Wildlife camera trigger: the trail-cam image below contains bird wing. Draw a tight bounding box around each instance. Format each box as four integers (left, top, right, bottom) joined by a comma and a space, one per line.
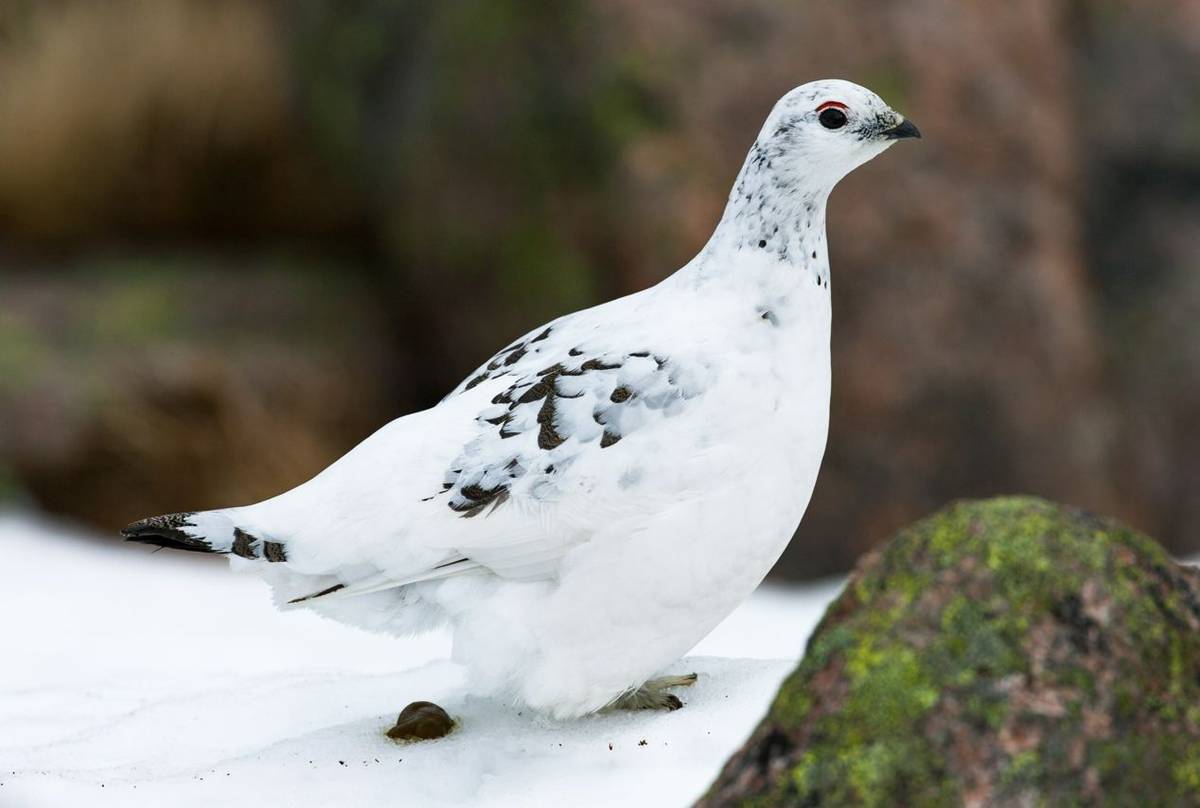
426, 337, 706, 572
281, 288, 718, 603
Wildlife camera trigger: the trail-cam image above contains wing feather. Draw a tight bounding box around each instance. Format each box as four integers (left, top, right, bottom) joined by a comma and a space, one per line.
285, 557, 483, 605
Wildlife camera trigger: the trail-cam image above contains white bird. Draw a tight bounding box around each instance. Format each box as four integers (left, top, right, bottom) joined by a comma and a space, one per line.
124, 79, 919, 720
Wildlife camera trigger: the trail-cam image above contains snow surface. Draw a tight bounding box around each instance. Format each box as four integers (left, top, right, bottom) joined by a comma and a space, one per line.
0, 512, 843, 807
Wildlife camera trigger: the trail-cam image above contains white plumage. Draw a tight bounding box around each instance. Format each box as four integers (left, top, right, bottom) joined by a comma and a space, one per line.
124, 79, 918, 718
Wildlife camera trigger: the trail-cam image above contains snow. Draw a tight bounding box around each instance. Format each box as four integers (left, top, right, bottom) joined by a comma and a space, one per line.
0, 511, 843, 807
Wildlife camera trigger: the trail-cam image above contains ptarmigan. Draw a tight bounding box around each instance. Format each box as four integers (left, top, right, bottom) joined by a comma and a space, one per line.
124, 79, 919, 721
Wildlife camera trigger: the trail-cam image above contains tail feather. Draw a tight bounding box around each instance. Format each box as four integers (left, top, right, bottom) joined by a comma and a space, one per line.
122, 510, 242, 556
122, 512, 212, 553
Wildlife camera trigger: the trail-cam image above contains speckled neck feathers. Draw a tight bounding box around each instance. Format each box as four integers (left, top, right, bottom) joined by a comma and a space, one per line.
697, 136, 832, 289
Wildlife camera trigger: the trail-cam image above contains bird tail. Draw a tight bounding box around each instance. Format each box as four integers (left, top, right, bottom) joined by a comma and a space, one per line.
121, 510, 249, 557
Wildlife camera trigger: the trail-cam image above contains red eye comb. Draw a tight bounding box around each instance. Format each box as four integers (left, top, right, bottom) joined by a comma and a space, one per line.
816, 101, 848, 112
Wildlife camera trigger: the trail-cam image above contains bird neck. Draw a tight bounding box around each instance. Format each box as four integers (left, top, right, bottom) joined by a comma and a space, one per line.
692, 143, 832, 289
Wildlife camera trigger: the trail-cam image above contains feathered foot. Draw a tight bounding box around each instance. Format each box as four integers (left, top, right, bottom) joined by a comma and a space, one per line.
609, 673, 698, 712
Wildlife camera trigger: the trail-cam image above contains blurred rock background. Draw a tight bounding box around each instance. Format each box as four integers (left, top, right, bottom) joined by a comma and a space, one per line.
0, 0, 1196, 579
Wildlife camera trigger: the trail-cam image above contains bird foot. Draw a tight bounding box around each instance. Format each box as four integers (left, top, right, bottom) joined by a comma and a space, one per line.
609, 673, 698, 712
386, 701, 455, 741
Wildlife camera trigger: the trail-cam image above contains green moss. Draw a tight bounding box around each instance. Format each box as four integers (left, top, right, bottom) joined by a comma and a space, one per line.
704, 497, 1200, 807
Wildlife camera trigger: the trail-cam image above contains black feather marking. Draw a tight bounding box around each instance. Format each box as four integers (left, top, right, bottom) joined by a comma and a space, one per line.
433, 557, 472, 570
580, 358, 621, 371
288, 583, 345, 605
517, 377, 555, 404
124, 532, 211, 553
538, 423, 566, 450
121, 512, 213, 553
263, 541, 287, 563
443, 344, 693, 518
459, 483, 492, 502
452, 487, 510, 518
231, 528, 259, 559
537, 396, 566, 450
531, 327, 553, 343
464, 373, 489, 391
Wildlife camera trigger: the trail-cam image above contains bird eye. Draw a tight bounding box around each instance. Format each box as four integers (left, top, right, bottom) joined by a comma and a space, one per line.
818, 107, 848, 130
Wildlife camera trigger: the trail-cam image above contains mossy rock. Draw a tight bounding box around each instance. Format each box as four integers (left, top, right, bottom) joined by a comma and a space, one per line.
700, 497, 1200, 807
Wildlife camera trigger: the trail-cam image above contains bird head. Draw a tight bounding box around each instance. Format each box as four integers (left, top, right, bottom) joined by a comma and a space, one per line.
754, 79, 920, 191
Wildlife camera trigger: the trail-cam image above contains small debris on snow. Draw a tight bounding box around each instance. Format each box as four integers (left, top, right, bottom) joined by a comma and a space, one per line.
387, 701, 455, 742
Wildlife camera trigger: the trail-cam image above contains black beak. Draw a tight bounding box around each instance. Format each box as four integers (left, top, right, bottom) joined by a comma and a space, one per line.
881, 119, 921, 140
